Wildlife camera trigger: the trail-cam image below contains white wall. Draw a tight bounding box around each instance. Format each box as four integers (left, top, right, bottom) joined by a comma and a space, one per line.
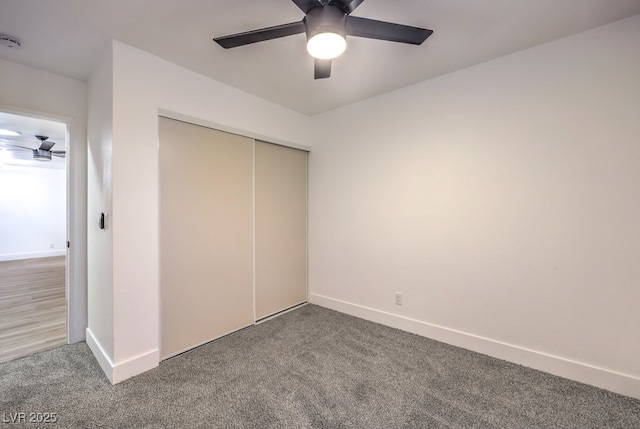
86, 44, 115, 371
0, 59, 87, 343
0, 166, 66, 260
86, 40, 313, 383
309, 15, 640, 399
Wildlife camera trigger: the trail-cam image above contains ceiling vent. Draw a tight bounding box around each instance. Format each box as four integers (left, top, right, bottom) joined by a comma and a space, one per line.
0, 34, 21, 49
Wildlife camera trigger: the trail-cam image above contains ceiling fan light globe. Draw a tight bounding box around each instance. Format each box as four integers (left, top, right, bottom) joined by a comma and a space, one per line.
307, 32, 346, 59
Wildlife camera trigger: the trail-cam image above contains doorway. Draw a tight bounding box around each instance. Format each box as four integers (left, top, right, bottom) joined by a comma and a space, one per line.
0, 111, 68, 363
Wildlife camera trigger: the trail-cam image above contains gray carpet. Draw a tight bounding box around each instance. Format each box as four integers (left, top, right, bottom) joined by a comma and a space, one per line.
1, 304, 638, 428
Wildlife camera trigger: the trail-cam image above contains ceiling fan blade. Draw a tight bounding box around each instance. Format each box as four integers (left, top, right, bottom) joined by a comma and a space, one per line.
0, 142, 31, 151
214, 21, 306, 49
51, 151, 66, 158
346, 16, 433, 45
314, 58, 332, 79
291, 0, 323, 13
329, 0, 366, 14
39, 141, 55, 151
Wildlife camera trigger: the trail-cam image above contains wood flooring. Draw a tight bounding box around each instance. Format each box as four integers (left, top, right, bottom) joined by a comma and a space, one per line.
0, 256, 66, 364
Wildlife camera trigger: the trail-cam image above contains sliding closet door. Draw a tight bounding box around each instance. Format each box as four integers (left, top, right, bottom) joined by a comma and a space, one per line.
159, 117, 254, 359
255, 141, 307, 319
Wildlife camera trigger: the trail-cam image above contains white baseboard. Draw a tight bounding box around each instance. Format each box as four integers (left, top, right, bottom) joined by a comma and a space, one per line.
85, 328, 159, 384
309, 293, 640, 400
0, 250, 66, 261
85, 328, 115, 383
111, 348, 159, 384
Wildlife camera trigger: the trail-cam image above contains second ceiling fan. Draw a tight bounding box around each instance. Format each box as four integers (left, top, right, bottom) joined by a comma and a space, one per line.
213, 0, 433, 79
0, 135, 65, 162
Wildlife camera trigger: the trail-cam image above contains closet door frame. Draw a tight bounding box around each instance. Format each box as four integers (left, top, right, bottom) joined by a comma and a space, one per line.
158, 111, 309, 358
159, 110, 312, 153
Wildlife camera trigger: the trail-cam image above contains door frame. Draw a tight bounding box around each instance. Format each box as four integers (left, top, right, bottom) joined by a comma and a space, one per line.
157, 109, 311, 359
0, 104, 82, 344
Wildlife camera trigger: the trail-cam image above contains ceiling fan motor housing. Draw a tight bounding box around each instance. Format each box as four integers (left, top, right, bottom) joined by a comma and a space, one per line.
33, 149, 52, 161
304, 5, 347, 40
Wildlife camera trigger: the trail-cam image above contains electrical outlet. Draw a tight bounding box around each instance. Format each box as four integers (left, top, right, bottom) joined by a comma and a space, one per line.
49, 243, 55, 249
395, 292, 403, 306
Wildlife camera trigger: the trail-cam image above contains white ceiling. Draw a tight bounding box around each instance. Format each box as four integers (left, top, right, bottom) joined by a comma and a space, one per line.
0, 111, 66, 170
1, 0, 639, 116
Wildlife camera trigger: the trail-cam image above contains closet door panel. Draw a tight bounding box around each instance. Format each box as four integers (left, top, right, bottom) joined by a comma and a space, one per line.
159, 117, 253, 359
255, 141, 307, 319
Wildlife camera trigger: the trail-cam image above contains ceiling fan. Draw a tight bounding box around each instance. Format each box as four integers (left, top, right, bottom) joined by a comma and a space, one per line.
213, 0, 433, 79
0, 135, 66, 161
